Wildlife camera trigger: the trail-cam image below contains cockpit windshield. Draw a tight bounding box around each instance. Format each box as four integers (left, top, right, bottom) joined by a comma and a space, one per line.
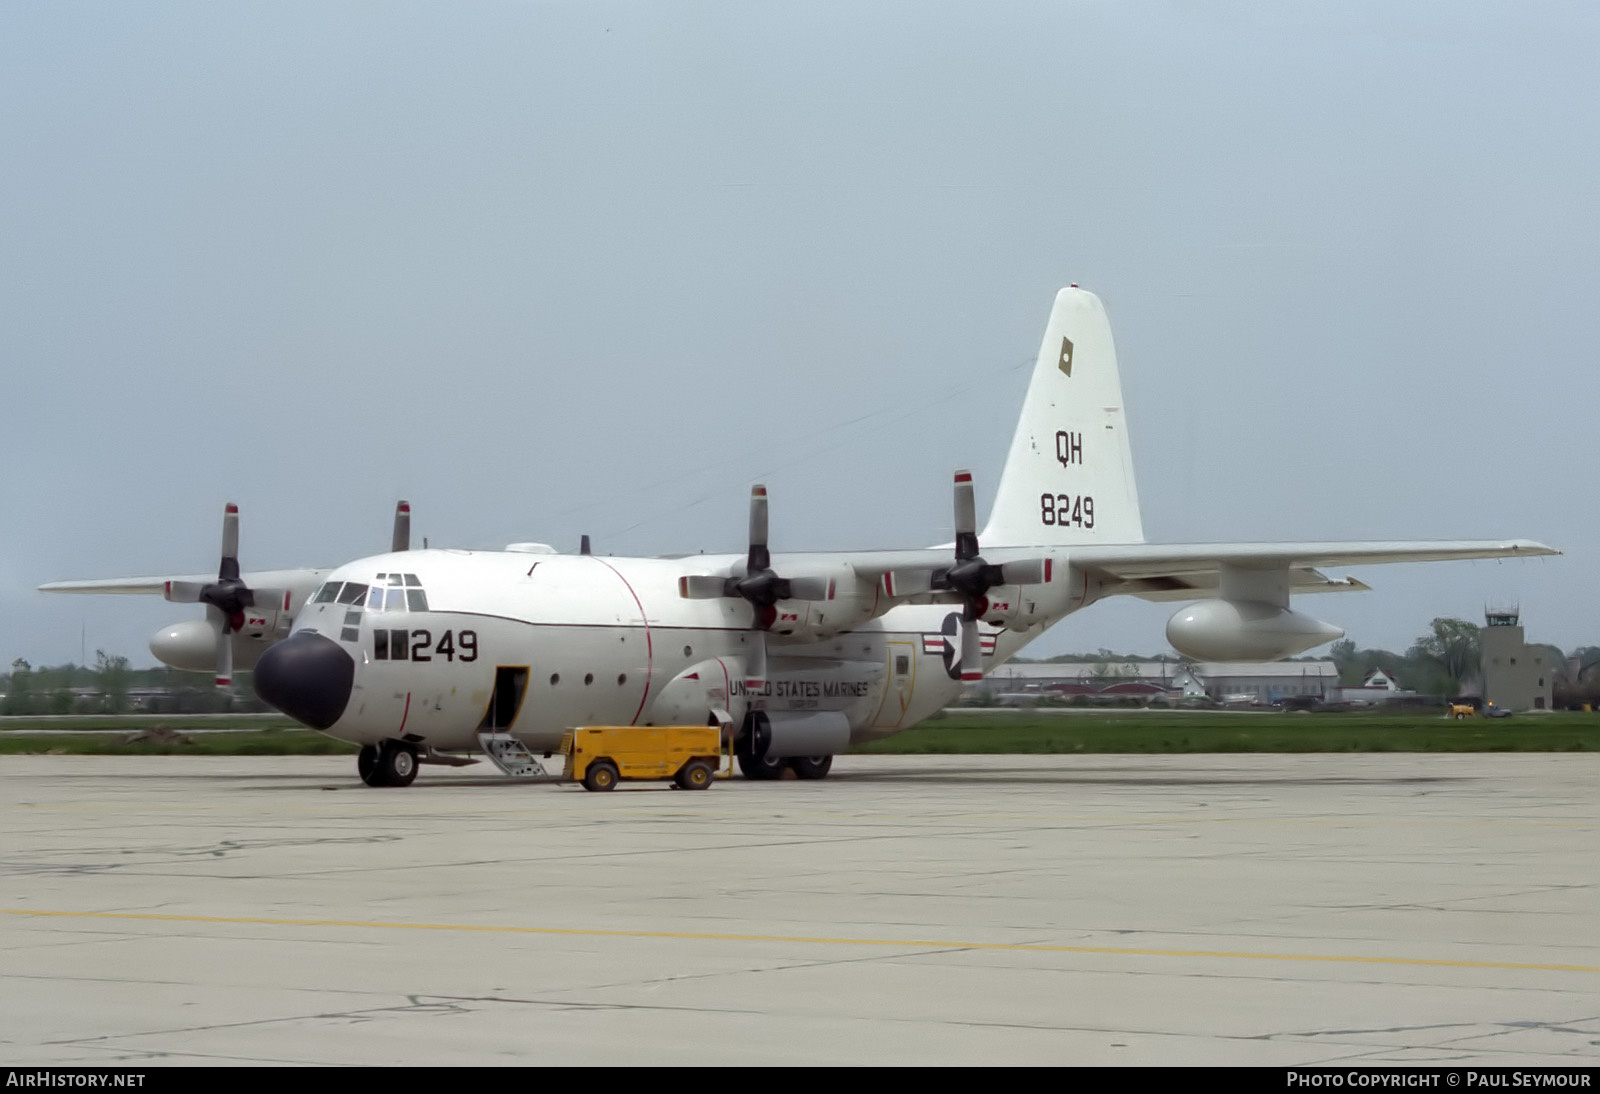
309, 574, 427, 613
365, 573, 428, 613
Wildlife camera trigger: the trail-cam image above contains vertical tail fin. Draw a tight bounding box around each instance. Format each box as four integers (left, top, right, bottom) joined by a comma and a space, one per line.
981, 286, 1145, 547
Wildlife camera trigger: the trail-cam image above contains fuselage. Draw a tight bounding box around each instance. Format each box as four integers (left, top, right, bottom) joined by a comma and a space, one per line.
280, 547, 1064, 752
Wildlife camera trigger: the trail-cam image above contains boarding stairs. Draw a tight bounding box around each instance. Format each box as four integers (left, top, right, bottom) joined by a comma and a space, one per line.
476, 731, 548, 778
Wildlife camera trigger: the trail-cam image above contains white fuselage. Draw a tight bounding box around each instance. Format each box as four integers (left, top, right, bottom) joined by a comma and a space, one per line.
295, 548, 1068, 752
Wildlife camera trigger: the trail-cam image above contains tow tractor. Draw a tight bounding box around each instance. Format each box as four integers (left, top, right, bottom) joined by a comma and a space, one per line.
558, 725, 729, 791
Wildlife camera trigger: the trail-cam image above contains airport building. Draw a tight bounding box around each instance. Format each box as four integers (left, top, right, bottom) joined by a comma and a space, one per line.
1480, 607, 1553, 712
980, 660, 1339, 703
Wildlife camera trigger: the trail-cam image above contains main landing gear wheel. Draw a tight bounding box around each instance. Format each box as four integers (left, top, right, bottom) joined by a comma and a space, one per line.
789, 755, 833, 780
371, 742, 418, 788
736, 711, 786, 780
357, 745, 380, 786
736, 744, 787, 780
583, 760, 619, 792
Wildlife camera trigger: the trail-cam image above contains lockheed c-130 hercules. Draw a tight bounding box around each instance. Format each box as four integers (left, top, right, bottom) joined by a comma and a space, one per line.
42, 287, 1556, 786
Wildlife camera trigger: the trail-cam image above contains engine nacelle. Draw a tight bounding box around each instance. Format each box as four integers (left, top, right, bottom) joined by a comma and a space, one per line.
149, 620, 220, 672
978, 565, 1102, 630
767, 570, 883, 642
150, 620, 274, 673
1166, 600, 1343, 662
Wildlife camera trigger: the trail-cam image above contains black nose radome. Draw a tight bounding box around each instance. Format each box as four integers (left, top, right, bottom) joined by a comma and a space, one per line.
254, 631, 355, 730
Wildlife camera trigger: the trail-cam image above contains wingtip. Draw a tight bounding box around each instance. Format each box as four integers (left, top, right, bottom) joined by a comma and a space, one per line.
1516, 540, 1561, 557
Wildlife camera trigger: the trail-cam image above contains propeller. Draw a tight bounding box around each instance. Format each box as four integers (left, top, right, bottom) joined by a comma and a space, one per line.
679, 485, 831, 690
391, 500, 410, 552
885, 470, 1051, 682
163, 504, 286, 689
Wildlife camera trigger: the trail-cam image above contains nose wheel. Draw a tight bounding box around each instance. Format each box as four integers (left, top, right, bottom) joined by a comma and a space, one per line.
358, 742, 418, 787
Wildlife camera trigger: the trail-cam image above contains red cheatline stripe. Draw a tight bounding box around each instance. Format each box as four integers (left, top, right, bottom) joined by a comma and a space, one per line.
594, 559, 653, 725
1045, 558, 1053, 582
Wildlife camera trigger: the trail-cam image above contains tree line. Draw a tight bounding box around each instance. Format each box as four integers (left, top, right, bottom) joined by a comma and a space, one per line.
1, 654, 272, 716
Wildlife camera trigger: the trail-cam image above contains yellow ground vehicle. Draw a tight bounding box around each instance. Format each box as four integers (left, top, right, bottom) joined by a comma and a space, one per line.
1449, 702, 1476, 719
559, 725, 727, 791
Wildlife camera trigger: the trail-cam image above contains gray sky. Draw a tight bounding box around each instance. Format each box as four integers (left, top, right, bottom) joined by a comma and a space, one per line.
3, 1, 1594, 669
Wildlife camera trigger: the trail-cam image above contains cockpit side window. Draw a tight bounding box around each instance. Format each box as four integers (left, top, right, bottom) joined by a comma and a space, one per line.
313, 582, 342, 604
406, 588, 429, 611
384, 588, 408, 612
336, 582, 369, 605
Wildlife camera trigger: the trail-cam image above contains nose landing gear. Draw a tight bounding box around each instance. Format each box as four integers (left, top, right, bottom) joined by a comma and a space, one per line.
358, 742, 418, 787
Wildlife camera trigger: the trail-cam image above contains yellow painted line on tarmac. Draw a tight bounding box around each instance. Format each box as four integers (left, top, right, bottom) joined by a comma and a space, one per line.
2, 908, 1593, 974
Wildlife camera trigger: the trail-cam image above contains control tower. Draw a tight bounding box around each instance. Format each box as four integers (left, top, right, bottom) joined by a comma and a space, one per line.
1480, 606, 1551, 712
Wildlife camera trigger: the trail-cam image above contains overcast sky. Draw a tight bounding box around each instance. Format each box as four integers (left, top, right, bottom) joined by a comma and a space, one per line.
2, 2, 1594, 670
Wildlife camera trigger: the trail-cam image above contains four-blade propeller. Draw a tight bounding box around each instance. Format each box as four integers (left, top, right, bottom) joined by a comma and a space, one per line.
678, 486, 831, 690
884, 470, 1051, 681
162, 504, 287, 689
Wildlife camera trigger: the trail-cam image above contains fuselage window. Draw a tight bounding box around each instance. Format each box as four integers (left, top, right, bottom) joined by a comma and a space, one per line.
313, 583, 342, 604
336, 582, 369, 605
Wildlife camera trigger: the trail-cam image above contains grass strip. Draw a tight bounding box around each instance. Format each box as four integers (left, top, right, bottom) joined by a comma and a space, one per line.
3, 712, 1595, 755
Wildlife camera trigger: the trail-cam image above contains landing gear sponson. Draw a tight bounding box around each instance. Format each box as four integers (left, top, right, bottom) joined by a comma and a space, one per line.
735, 712, 834, 781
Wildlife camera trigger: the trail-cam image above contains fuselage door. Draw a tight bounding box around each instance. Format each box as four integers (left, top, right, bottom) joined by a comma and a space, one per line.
870, 640, 916, 730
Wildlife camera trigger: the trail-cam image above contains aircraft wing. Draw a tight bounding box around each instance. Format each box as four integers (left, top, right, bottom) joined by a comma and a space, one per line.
1065, 539, 1558, 602
39, 568, 330, 597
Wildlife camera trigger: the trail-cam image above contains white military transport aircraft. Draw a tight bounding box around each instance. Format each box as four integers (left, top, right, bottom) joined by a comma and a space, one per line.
43, 287, 1556, 787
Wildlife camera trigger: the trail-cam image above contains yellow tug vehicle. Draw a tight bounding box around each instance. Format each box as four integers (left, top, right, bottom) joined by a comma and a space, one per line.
559, 725, 728, 791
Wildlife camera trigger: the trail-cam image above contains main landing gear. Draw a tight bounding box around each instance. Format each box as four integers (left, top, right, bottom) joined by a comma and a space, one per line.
734, 718, 834, 781
358, 741, 418, 788
734, 749, 835, 781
